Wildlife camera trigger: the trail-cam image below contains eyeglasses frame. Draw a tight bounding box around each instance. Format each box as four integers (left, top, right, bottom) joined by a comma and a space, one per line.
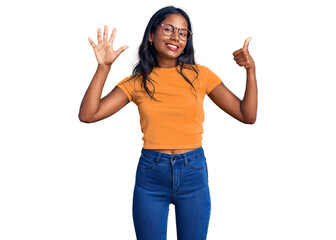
160, 23, 193, 41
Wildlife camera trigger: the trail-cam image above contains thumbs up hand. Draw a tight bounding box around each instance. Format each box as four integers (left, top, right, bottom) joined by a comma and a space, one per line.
233, 37, 255, 70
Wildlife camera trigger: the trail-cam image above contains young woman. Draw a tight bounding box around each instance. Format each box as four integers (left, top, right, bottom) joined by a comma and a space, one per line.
79, 6, 257, 240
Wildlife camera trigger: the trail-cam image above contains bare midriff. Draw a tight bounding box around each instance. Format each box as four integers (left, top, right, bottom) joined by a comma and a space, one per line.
149, 148, 198, 155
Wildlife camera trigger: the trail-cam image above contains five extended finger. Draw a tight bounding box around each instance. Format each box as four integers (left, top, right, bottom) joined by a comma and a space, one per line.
88, 37, 96, 48
115, 45, 129, 57
97, 28, 102, 43
103, 25, 108, 42
109, 28, 117, 43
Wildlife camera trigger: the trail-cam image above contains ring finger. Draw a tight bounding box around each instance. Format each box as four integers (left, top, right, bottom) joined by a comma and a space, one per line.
97, 28, 102, 43
237, 61, 248, 67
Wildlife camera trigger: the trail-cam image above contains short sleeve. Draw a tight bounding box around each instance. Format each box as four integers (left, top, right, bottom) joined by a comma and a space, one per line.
204, 66, 223, 95
116, 76, 134, 102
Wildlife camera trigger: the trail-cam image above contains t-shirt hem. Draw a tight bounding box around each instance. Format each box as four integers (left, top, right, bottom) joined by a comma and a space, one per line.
116, 84, 132, 102
143, 143, 202, 149
206, 80, 223, 95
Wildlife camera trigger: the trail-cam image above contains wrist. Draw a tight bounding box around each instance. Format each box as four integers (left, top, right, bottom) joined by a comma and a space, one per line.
98, 64, 112, 70
246, 66, 255, 72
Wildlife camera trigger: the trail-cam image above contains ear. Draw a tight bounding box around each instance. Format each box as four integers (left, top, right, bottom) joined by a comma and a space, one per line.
148, 32, 154, 42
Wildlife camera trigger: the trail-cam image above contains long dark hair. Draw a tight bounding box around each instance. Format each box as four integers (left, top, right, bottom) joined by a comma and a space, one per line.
130, 6, 199, 102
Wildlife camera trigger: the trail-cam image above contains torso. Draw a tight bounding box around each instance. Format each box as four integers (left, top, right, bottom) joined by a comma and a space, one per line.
148, 148, 198, 155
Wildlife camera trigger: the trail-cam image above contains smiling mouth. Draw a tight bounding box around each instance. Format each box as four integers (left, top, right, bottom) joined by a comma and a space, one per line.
166, 43, 179, 51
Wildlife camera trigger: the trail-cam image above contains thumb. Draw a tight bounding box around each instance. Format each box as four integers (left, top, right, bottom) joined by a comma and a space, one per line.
243, 37, 252, 50
115, 45, 129, 57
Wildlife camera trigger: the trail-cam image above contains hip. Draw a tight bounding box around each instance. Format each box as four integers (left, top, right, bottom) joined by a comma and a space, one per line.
135, 146, 209, 192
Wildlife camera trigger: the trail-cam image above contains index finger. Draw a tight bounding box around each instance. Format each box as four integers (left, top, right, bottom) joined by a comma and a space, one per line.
109, 28, 117, 43
243, 37, 252, 49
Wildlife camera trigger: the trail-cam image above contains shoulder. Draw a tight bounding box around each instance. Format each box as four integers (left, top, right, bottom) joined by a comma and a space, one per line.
193, 64, 212, 73
180, 64, 210, 73
191, 64, 216, 77
117, 73, 142, 86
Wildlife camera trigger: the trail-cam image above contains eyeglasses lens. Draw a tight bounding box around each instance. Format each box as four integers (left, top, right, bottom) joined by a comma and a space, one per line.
161, 24, 191, 41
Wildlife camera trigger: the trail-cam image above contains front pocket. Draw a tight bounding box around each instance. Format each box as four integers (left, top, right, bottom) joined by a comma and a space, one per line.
138, 155, 157, 170
186, 155, 207, 170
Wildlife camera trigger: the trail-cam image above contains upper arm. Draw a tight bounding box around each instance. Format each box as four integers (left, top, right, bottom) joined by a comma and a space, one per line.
88, 86, 130, 123
208, 82, 245, 123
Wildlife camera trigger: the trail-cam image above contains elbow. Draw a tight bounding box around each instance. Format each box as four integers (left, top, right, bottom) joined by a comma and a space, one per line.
241, 113, 257, 124
240, 107, 257, 124
245, 119, 256, 124
239, 104, 257, 125
243, 116, 256, 124
78, 113, 93, 123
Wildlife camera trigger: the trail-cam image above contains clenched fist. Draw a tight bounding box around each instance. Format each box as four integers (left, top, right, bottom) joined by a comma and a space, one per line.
233, 37, 255, 70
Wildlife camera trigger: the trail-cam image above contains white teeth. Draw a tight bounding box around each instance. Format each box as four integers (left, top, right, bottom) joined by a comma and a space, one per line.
167, 44, 178, 49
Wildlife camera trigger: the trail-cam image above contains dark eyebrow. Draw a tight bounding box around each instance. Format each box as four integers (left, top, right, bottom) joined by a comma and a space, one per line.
161, 23, 188, 30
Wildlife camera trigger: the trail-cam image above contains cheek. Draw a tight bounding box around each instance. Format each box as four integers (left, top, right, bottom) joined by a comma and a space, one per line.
153, 38, 166, 49
154, 33, 167, 43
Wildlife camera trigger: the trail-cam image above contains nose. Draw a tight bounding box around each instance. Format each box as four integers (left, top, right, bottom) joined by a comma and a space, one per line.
170, 29, 180, 41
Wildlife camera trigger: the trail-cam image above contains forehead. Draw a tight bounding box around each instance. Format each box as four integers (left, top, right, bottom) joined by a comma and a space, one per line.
161, 14, 188, 29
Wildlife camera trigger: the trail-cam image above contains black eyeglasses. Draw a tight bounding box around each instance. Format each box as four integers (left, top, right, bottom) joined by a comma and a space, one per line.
160, 24, 193, 41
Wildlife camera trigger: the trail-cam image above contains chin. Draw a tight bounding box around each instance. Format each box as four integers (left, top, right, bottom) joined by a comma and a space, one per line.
167, 51, 183, 58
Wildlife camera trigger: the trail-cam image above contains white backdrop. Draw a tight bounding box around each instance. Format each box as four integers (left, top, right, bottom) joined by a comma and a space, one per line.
1, 0, 335, 239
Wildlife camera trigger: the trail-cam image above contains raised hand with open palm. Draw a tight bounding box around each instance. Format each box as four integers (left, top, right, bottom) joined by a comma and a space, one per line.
88, 25, 128, 67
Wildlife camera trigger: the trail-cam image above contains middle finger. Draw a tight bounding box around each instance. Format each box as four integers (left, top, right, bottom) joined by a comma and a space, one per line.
234, 55, 247, 61
103, 25, 108, 42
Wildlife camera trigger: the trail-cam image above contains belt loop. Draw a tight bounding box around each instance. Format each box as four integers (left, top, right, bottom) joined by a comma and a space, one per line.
183, 154, 188, 166
155, 152, 162, 163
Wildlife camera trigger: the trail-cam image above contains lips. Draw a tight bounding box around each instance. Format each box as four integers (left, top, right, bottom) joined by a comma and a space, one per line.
166, 43, 179, 51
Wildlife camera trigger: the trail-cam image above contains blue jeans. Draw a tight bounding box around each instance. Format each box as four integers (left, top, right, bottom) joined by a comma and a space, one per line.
132, 146, 211, 240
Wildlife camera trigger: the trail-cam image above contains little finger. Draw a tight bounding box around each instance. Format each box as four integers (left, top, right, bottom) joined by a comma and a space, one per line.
88, 37, 96, 48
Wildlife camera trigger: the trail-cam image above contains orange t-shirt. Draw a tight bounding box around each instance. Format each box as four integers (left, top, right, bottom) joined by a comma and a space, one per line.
115, 64, 223, 149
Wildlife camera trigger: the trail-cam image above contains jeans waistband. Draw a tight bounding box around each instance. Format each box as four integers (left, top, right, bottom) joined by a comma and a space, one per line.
140, 146, 205, 163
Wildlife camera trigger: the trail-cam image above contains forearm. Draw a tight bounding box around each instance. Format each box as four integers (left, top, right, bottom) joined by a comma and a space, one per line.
240, 67, 258, 124
79, 64, 111, 122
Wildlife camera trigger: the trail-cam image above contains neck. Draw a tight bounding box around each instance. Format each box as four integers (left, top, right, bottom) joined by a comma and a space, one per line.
157, 58, 178, 68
